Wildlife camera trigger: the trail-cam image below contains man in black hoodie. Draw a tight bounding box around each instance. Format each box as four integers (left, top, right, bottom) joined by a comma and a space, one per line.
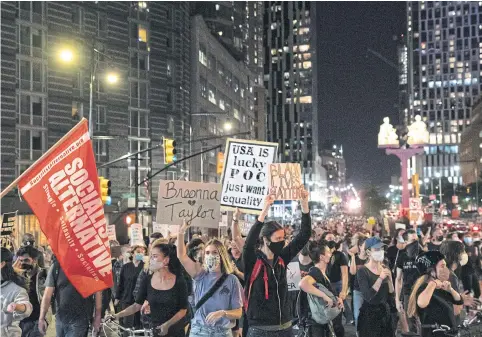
243, 189, 311, 337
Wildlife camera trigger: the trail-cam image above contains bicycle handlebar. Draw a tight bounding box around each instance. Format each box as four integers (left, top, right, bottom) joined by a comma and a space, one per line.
102, 320, 153, 336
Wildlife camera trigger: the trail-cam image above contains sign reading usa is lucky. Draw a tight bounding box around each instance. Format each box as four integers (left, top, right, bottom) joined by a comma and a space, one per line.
17, 119, 112, 298
220, 138, 278, 214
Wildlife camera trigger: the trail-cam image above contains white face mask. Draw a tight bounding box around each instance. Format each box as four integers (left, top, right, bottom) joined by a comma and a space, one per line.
149, 260, 165, 272
459, 252, 469, 266
370, 250, 385, 262
204, 254, 221, 272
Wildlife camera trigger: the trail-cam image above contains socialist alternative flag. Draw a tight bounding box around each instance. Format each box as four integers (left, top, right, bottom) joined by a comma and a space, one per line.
17, 119, 113, 297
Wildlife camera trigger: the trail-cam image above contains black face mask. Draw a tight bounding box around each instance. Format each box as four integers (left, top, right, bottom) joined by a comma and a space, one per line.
436, 236, 444, 242
326, 241, 337, 249
20, 263, 33, 270
268, 241, 285, 256
406, 241, 420, 258
301, 246, 310, 256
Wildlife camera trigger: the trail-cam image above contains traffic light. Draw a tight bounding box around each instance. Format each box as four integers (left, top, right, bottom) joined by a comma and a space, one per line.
124, 213, 135, 226
98, 177, 111, 205
412, 173, 419, 198
163, 138, 177, 164
217, 152, 225, 175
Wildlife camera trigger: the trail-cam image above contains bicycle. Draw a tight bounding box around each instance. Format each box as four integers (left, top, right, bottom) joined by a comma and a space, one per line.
101, 319, 153, 337
420, 323, 459, 337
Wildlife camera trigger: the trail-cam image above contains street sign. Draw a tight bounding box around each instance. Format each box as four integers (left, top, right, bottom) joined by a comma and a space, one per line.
409, 198, 422, 210
452, 195, 458, 204
429, 194, 436, 201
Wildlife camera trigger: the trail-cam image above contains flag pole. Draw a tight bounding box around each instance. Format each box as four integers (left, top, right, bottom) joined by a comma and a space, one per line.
0, 118, 88, 200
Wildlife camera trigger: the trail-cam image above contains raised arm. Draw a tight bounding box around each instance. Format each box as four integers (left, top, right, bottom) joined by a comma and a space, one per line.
280, 187, 311, 262
177, 220, 203, 278
243, 194, 275, 275
232, 208, 245, 251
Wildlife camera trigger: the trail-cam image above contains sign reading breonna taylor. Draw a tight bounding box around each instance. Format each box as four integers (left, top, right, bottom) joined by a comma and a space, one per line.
220, 138, 278, 214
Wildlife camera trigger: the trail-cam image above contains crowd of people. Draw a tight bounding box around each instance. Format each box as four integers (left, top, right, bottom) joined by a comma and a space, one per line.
1, 190, 482, 337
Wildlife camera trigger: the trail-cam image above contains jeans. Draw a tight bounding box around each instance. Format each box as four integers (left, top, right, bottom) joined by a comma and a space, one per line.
352, 290, 364, 328
55, 318, 89, 337
331, 281, 353, 322
246, 326, 292, 337
190, 324, 233, 337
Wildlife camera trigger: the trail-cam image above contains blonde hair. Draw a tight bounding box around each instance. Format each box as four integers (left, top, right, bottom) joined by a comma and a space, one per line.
407, 274, 430, 318
206, 238, 233, 274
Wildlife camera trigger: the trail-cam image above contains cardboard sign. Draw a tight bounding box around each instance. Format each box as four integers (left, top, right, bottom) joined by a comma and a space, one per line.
157, 180, 221, 228
130, 223, 143, 245
16, 119, 113, 297
219, 214, 228, 227
220, 138, 278, 214
409, 198, 422, 210
238, 220, 252, 236
107, 225, 117, 241
287, 262, 302, 291
268, 163, 302, 200
1, 212, 16, 237
153, 224, 180, 238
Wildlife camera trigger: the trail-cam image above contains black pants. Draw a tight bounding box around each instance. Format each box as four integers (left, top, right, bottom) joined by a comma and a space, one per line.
120, 302, 141, 337
357, 302, 394, 337
20, 320, 42, 337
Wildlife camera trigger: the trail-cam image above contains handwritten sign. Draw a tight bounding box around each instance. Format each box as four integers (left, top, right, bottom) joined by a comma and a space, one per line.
219, 214, 228, 227
269, 163, 302, 200
153, 223, 180, 238
156, 180, 221, 228
0, 213, 16, 251
220, 138, 278, 214
107, 225, 117, 241
287, 262, 302, 291
239, 220, 253, 236
130, 223, 143, 245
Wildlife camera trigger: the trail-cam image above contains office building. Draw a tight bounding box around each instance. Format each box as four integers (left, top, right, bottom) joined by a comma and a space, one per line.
320, 141, 346, 189
264, 1, 319, 193
0, 1, 191, 242
460, 97, 482, 185
405, 1, 482, 185
190, 15, 257, 183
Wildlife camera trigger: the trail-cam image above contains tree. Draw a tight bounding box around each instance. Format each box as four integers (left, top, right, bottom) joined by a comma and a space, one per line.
361, 185, 389, 216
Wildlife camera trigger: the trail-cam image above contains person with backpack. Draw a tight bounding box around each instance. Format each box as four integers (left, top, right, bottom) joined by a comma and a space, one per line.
299, 240, 344, 337
243, 188, 311, 337
110, 243, 188, 337
177, 221, 243, 337
38, 259, 102, 337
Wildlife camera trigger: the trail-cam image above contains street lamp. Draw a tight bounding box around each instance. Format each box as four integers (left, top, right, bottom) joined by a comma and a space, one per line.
223, 121, 232, 131
58, 44, 119, 138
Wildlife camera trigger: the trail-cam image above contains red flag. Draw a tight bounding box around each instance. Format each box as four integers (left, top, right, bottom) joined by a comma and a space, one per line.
18, 119, 113, 297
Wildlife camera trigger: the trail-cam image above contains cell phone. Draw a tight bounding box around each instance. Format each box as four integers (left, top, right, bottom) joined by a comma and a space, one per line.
417, 227, 422, 236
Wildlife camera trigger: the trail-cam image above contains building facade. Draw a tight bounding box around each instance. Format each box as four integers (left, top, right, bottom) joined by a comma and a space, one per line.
190, 15, 257, 183
405, 1, 482, 185
320, 141, 346, 189
0, 1, 191, 240
264, 1, 319, 193
460, 97, 482, 185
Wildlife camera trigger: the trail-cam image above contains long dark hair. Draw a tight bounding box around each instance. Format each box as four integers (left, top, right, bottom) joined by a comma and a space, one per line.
440, 240, 465, 275
151, 243, 182, 275
1, 248, 27, 289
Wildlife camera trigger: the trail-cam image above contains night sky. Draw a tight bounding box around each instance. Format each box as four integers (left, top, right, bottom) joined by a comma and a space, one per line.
316, 2, 406, 188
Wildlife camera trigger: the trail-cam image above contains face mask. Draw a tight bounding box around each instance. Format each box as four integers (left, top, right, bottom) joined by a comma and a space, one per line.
436, 268, 450, 282
326, 241, 336, 249
464, 237, 473, 245
135, 253, 144, 261
436, 236, 444, 242
149, 260, 165, 272
204, 254, 221, 272
370, 250, 385, 262
459, 252, 469, 266
20, 263, 33, 270
397, 236, 405, 243
268, 241, 285, 256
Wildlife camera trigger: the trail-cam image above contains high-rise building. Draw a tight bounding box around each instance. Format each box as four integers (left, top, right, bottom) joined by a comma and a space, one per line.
192, 2, 266, 144
405, 2, 482, 185
190, 15, 257, 183
0, 1, 191, 241
264, 1, 319, 192
460, 97, 482, 185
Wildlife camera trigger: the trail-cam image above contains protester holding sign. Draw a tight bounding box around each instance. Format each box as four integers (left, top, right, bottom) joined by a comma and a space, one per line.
243, 187, 311, 337
176, 221, 243, 337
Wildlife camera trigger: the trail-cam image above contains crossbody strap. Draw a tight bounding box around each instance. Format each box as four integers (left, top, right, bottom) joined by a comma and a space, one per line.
195, 273, 229, 312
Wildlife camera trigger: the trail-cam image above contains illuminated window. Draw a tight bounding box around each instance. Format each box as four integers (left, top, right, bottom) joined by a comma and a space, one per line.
299, 96, 312, 104
303, 61, 311, 69
298, 45, 310, 52
138, 2, 147, 9
138, 25, 147, 42
199, 44, 207, 66
298, 27, 310, 35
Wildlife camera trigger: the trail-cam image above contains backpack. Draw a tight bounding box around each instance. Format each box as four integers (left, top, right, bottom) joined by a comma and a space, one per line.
306, 283, 341, 325
244, 257, 285, 310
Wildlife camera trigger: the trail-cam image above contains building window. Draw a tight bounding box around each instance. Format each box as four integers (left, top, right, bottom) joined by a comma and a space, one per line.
208, 84, 216, 105
17, 129, 43, 160
72, 101, 82, 119
72, 6, 83, 28
97, 105, 106, 125
94, 139, 107, 158
200, 76, 207, 98
167, 60, 172, 77
129, 110, 149, 138
208, 53, 216, 70
98, 14, 107, 35
138, 25, 147, 42
18, 94, 43, 126
199, 44, 207, 66
139, 54, 147, 71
